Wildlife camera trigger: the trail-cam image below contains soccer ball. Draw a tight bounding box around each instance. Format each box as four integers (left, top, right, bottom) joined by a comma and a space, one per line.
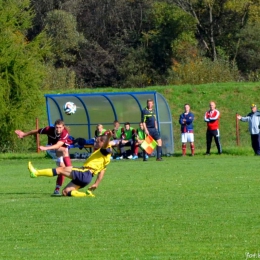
63, 102, 77, 115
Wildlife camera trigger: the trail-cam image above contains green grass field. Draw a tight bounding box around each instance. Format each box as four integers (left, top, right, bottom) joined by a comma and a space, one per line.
0, 155, 259, 260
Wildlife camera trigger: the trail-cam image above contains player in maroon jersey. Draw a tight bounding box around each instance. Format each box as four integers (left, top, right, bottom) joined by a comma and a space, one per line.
204, 101, 222, 155
15, 119, 72, 196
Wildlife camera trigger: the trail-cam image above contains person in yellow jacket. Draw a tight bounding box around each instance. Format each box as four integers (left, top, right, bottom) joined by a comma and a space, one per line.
28, 131, 114, 197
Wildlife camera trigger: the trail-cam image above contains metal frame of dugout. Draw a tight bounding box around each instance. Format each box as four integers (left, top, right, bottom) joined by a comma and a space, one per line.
44, 91, 174, 155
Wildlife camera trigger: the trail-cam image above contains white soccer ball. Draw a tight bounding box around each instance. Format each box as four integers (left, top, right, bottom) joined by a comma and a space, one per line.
64, 102, 77, 115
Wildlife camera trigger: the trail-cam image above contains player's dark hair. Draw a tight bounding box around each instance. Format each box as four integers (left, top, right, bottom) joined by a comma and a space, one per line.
124, 122, 130, 126
147, 99, 153, 104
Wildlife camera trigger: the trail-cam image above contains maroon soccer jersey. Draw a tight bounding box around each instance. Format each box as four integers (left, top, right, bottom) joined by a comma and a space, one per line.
38, 126, 72, 147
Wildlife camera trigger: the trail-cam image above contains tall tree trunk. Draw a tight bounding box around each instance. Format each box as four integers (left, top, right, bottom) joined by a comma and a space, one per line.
232, 2, 250, 67
208, 3, 217, 61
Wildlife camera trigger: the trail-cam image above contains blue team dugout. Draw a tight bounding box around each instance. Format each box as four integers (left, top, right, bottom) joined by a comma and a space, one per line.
44, 91, 174, 155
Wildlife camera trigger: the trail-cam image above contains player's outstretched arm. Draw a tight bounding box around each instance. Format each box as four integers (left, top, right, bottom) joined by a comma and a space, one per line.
39, 141, 64, 151
88, 169, 106, 191
102, 131, 112, 148
15, 129, 38, 138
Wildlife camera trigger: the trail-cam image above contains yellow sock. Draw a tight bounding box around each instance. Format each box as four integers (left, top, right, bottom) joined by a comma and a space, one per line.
71, 190, 87, 197
36, 169, 54, 177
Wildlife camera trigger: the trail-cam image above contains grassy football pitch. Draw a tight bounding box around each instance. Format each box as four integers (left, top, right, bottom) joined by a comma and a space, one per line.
0, 155, 259, 260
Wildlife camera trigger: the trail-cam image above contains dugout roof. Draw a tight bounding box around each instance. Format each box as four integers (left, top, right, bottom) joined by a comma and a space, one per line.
44, 91, 174, 154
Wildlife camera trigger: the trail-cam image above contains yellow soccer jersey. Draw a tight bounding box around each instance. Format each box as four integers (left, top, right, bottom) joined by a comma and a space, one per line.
83, 146, 112, 175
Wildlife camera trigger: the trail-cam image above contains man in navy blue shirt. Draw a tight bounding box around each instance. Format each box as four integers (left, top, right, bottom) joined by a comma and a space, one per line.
179, 104, 195, 156
141, 99, 163, 161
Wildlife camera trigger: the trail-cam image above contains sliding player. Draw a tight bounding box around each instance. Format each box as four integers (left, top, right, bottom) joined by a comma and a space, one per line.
27, 131, 113, 197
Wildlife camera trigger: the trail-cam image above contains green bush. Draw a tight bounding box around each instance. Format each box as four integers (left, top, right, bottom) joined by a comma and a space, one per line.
0, 0, 50, 152
43, 65, 76, 90
247, 69, 260, 82
117, 47, 155, 87
167, 57, 240, 85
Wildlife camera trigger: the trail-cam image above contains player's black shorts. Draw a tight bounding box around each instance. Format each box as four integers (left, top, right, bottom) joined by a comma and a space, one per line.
147, 128, 161, 141
71, 167, 93, 188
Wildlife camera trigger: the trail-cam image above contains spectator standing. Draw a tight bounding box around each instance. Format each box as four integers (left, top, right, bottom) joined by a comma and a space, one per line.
204, 101, 222, 155
141, 99, 163, 161
237, 104, 260, 155
179, 104, 195, 156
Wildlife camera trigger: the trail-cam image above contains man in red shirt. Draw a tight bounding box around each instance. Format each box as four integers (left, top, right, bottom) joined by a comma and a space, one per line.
204, 101, 222, 155
15, 119, 72, 195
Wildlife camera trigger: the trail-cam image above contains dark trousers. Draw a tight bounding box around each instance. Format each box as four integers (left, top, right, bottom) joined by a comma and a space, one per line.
206, 129, 222, 154
119, 140, 134, 158
251, 134, 260, 155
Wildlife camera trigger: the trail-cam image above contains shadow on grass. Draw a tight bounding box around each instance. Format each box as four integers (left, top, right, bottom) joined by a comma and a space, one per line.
0, 192, 62, 196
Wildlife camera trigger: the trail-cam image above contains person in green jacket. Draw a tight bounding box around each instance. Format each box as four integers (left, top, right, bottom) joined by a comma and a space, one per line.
94, 124, 106, 137
131, 122, 149, 160
112, 120, 123, 140
116, 122, 135, 159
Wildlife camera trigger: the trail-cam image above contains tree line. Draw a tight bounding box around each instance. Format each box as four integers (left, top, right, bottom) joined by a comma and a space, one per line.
0, 0, 260, 151
30, 0, 260, 88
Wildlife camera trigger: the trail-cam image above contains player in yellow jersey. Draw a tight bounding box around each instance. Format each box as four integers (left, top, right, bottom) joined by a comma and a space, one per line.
28, 131, 114, 197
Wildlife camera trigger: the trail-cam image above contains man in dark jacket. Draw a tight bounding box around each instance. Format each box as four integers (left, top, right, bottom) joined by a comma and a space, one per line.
179, 104, 195, 156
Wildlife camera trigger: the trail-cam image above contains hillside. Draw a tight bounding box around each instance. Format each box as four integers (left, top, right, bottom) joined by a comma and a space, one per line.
40, 82, 260, 155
